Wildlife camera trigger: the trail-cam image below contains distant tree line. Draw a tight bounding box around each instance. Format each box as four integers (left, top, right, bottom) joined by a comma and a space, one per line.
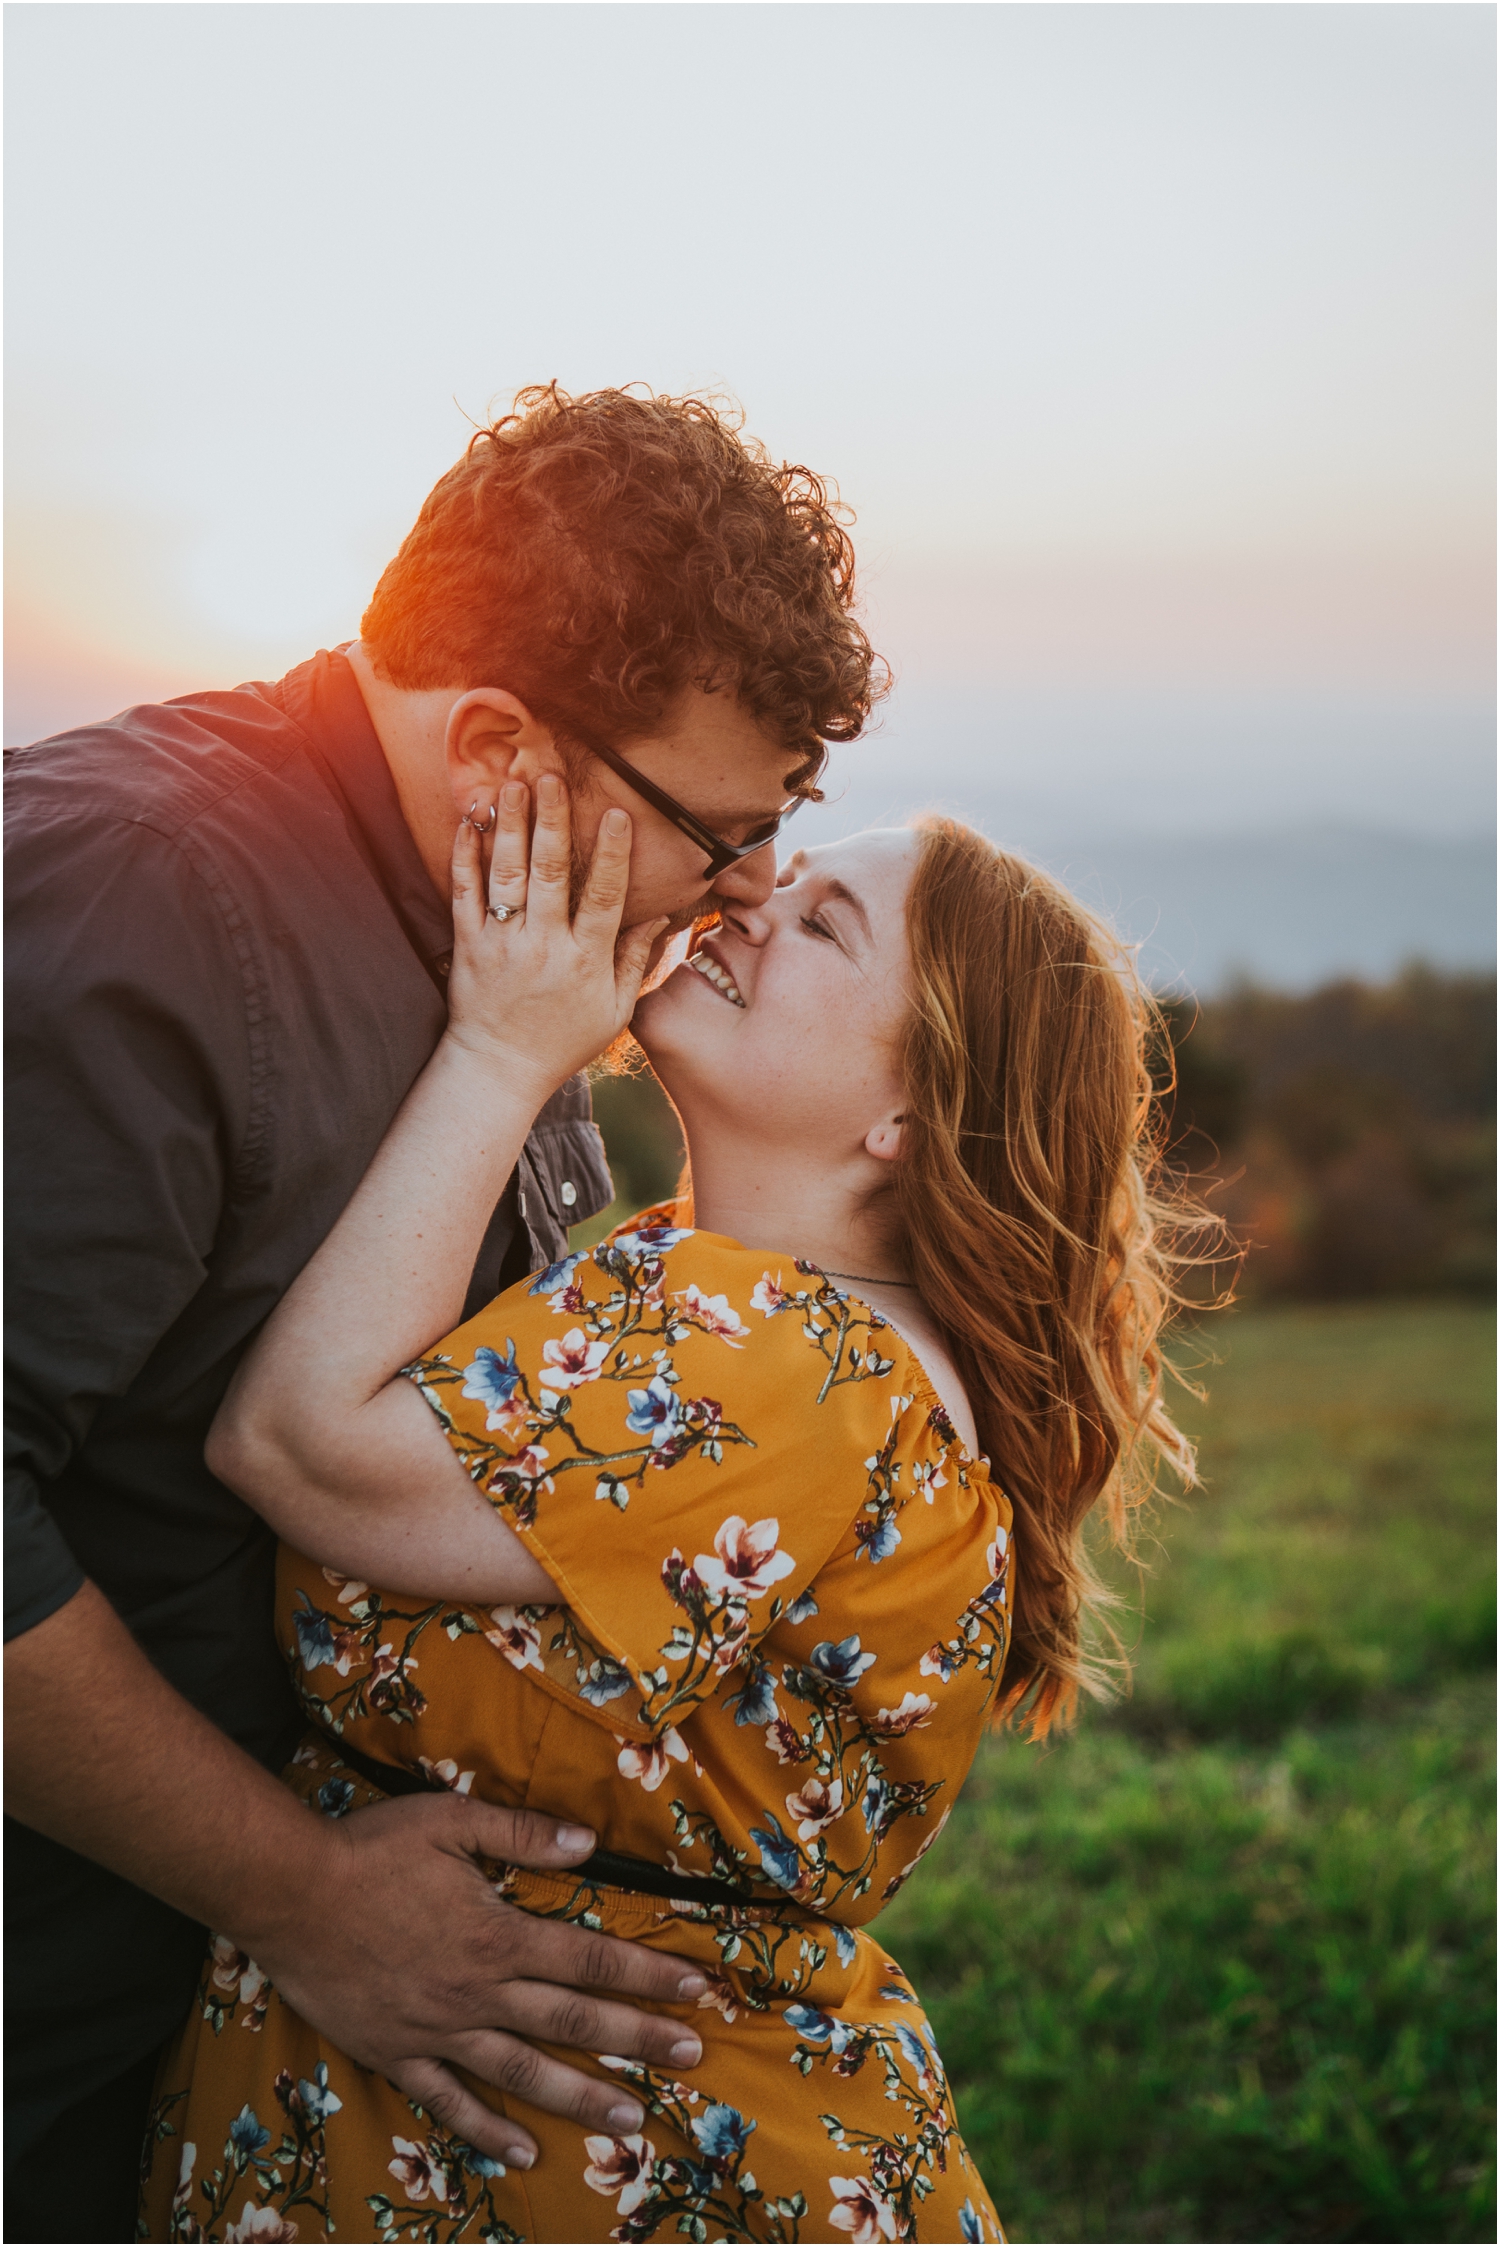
587, 966, 1496, 1301
1160, 966, 1495, 1299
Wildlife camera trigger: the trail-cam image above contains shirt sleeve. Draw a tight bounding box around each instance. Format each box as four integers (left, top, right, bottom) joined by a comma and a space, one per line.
406, 1228, 892, 1738
514, 1074, 614, 1268
4, 801, 251, 1639
4, 1455, 84, 1640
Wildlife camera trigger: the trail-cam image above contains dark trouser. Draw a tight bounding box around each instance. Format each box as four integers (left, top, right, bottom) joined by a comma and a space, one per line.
3, 2047, 161, 2244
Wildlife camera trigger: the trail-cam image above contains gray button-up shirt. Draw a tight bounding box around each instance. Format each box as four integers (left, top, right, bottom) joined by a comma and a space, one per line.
3, 646, 612, 2145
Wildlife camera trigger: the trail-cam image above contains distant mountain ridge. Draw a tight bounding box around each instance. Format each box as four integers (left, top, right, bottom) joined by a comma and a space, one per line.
798, 785, 1495, 994
1036, 825, 1495, 994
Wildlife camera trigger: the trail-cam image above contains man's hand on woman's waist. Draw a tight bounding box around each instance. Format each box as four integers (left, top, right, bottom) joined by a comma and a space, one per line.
3, 1581, 707, 2168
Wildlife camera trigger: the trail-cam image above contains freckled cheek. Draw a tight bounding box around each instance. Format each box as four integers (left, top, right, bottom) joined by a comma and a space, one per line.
755, 971, 842, 1048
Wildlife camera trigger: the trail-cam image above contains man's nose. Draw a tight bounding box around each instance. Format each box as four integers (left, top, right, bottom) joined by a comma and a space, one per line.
707, 839, 778, 925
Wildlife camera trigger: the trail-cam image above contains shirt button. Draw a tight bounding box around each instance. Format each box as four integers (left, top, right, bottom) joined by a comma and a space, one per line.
518, 1192, 528, 1218
561, 1181, 578, 1207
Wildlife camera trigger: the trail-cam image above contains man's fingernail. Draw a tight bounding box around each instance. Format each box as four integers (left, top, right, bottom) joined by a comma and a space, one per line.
605, 808, 629, 836
508, 2147, 535, 2170
558, 1825, 595, 1855
503, 782, 526, 809
677, 1973, 708, 1999
669, 2037, 702, 2066
608, 2102, 644, 2131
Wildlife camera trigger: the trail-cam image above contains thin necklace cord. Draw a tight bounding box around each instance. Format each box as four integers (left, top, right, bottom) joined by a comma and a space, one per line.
819, 1268, 919, 1289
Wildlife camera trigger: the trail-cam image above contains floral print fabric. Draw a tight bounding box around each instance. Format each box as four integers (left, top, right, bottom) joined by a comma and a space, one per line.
140, 1215, 1010, 2242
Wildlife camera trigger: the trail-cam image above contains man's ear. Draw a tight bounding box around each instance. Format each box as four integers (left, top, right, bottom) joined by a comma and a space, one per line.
864, 1116, 904, 1164
443, 689, 557, 817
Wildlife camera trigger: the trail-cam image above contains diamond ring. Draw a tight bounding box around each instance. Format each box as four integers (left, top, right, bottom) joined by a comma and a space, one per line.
487, 903, 521, 923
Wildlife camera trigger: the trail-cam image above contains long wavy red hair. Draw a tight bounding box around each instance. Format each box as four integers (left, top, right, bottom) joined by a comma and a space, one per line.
889, 820, 1220, 1737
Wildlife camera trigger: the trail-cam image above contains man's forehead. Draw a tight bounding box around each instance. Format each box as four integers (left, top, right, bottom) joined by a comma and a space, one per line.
650, 700, 799, 787
659, 680, 780, 743
683, 755, 806, 825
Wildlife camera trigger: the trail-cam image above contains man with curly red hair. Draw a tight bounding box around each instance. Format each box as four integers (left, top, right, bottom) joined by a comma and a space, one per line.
4, 385, 884, 2242
354, 383, 879, 917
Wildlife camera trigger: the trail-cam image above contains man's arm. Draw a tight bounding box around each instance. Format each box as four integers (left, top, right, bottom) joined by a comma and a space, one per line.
207, 779, 662, 1603
5, 1582, 706, 2162
3, 786, 699, 2165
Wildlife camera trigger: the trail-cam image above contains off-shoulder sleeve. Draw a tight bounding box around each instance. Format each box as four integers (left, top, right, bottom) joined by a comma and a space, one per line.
406, 1224, 903, 1740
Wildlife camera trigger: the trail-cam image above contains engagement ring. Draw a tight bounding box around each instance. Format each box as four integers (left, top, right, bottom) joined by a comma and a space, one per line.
487, 903, 521, 923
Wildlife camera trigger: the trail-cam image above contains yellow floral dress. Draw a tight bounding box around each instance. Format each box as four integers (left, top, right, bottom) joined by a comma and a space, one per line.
141, 1214, 1012, 2245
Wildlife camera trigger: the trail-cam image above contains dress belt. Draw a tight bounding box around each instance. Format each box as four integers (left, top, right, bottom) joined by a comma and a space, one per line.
313, 1729, 763, 1912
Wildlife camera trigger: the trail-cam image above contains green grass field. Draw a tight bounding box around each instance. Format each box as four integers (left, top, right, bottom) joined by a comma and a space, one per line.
879, 1303, 1495, 2245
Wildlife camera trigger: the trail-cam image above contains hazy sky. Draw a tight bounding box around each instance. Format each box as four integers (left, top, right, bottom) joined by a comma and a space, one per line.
6, 2, 1495, 842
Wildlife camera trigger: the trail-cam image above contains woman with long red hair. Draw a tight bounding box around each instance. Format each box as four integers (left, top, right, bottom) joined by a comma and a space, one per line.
142, 778, 1200, 2243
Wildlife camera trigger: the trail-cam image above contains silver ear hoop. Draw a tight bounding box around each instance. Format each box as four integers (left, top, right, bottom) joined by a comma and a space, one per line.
465, 801, 498, 836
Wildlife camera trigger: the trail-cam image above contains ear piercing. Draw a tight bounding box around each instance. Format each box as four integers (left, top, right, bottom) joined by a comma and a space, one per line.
464, 802, 497, 835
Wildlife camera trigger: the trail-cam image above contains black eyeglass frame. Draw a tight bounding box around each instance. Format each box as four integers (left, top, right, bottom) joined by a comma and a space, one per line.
585, 739, 806, 878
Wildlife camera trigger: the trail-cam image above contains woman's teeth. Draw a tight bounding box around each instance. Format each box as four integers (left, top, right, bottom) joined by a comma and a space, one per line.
688, 951, 746, 1007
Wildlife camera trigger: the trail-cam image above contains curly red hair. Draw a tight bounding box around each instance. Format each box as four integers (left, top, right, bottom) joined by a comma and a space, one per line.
361, 383, 886, 789
893, 821, 1231, 1736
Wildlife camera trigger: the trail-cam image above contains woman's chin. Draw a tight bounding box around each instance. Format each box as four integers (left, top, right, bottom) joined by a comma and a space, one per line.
629, 964, 690, 1059
631, 961, 731, 1077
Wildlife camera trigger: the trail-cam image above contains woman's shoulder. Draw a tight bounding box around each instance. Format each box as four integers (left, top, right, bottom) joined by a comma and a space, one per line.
508, 1209, 875, 1392
537, 1206, 856, 1324
522, 1210, 873, 1364
522, 1210, 981, 1466
522, 1203, 743, 1316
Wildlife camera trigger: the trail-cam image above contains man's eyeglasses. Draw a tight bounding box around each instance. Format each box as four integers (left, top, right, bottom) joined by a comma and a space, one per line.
586, 740, 805, 879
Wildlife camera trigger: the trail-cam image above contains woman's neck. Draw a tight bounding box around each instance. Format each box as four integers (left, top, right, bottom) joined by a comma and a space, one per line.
684, 1127, 980, 1451
682, 1132, 910, 1286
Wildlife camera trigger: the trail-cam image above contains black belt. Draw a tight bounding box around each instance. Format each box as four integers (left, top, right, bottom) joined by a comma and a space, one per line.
314, 1730, 762, 1912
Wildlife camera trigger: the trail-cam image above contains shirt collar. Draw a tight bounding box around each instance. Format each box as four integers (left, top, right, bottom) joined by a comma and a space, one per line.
277, 645, 454, 985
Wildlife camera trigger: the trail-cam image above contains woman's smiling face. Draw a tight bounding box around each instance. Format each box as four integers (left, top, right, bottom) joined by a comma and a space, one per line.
632, 828, 920, 1159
